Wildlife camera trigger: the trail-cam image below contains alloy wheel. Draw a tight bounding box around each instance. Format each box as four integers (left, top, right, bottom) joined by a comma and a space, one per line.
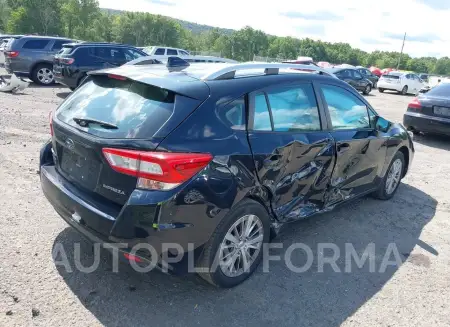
37, 68, 54, 85
219, 214, 264, 277
385, 158, 402, 195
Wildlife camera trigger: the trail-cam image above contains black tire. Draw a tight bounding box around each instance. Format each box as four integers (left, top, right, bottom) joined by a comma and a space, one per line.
401, 85, 408, 95
378, 88, 384, 93
363, 84, 372, 95
197, 199, 271, 288
373, 151, 405, 200
31, 63, 55, 85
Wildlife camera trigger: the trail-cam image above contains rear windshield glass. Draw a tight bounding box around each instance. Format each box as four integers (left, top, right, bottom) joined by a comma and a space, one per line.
59, 46, 74, 55
383, 74, 400, 79
426, 83, 450, 97
56, 76, 175, 139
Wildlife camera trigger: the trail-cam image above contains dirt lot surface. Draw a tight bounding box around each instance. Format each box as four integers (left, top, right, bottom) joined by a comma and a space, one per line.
0, 85, 449, 327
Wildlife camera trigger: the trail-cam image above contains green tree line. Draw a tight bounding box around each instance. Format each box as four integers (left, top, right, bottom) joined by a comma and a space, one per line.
1, 0, 449, 74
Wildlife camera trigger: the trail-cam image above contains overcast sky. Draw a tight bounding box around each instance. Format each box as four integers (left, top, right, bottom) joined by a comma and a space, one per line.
98, 0, 449, 58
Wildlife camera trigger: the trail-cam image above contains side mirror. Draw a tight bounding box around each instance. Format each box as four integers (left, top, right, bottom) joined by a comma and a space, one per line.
375, 116, 390, 132
419, 87, 430, 94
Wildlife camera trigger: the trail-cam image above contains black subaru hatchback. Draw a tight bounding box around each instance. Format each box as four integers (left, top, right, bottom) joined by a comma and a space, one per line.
40, 60, 414, 288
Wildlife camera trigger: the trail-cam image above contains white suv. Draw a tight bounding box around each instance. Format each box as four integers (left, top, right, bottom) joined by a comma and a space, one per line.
378, 72, 426, 95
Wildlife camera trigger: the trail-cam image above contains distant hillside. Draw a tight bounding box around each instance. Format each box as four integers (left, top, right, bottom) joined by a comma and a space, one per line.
101, 8, 234, 35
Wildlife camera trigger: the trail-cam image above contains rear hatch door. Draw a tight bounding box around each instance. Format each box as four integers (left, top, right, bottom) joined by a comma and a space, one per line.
381, 74, 401, 83
53, 45, 75, 76
53, 73, 209, 205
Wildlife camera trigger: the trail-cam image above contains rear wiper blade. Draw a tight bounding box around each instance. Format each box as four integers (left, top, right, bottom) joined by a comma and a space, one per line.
73, 117, 118, 129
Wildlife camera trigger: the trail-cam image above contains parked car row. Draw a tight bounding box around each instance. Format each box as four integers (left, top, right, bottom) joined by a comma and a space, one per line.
3, 36, 74, 85
54, 42, 147, 90
0, 34, 433, 99
327, 67, 375, 95
1, 35, 147, 86
325, 65, 427, 97
1, 35, 238, 88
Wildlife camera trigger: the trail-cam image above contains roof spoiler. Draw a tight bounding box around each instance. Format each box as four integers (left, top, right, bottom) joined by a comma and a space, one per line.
166, 57, 190, 72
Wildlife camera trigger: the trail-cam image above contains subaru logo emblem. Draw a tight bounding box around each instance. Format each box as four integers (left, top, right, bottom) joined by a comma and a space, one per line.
65, 138, 75, 150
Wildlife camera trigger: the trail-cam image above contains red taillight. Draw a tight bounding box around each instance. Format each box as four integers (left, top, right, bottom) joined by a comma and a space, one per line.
61, 58, 75, 65
49, 111, 54, 136
6, 51, 19, 58
408, 97, 422, 110
102, 148, 213, 190
107, 74, 127, 81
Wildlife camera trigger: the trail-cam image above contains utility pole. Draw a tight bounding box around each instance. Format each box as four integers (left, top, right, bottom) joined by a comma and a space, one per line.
397, 32, 406, 70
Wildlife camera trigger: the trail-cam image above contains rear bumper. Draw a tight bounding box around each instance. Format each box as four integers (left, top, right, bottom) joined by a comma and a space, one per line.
40, 165, 182, 270
53, 66, 80, 88
403, 112, 450, 136
40, 162, 224, 274
41, 165, 117, 241
377, 81, 401, 91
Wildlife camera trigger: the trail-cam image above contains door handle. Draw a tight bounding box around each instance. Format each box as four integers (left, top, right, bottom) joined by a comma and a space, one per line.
337, 143, 350, 154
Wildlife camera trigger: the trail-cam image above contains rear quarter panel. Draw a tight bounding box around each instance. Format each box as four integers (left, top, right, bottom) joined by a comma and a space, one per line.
157, 86, 271, 238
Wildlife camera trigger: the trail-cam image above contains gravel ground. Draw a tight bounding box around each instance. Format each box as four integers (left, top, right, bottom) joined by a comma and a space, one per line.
0, 85, 449, 327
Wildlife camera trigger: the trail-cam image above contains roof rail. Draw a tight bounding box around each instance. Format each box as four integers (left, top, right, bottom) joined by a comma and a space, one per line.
201, 62, 335, 81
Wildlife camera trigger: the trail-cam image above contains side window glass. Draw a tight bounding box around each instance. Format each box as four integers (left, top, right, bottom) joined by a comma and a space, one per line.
93, 47, 110, 59
218, 97, 245, 130
340, 70, 351, 78
124, 50, 133, 62
322, 84, 370, 129
253, 93, 272, 131
154, 48, 165, 55
123, 49, 145, 61
111, 48, 126, 62
352, 70, 363, 79
167, 49, 177, 55
22, 39, 50, 49
52, 40, 70, 51
266, 84, 321, 132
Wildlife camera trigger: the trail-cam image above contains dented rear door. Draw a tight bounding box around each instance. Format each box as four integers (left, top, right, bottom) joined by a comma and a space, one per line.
247, 82, 336, 222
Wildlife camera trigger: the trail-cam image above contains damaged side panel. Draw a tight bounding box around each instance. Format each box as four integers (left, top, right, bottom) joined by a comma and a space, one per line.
324, 129, 388, 207
248, 132, 336, 223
